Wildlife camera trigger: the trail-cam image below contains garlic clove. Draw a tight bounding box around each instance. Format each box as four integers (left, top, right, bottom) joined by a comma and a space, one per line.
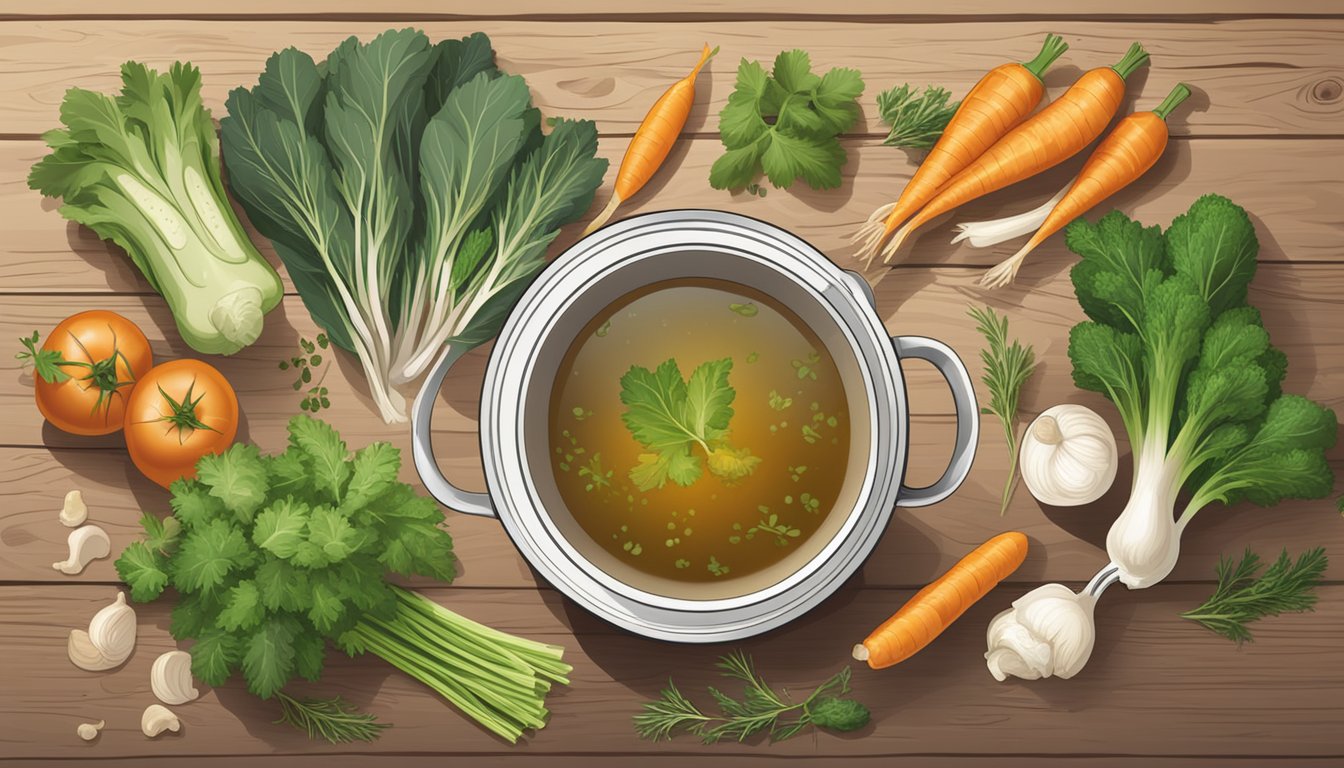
87, 592, 136, 664
52, 525, 111, 575
151, 651, 200, 705
141, 704, 181, 738
76, 720, 105, 741
985, 583, 1098, 682
68, 629, 121, 671
1019, 404, 1118, 507
60, 490, 89, 527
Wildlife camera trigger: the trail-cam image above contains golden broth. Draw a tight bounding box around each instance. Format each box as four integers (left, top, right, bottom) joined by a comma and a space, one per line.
548, 279, 850, 584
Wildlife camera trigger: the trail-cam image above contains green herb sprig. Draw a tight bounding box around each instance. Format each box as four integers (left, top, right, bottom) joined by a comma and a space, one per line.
876, 84, 959, 151
634, 652, 869, 743
968, 306, 1038, 515
280, 334, 331, 413
274, 691, 389, 744
1182, 547, 1327, 643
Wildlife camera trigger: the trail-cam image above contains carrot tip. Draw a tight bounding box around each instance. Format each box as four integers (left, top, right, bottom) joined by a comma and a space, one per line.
852, 643, 870, 662
580, 194, 623, 237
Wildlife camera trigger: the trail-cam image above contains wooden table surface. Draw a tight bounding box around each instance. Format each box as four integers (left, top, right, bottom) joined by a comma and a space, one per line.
2, 2, 1342, 766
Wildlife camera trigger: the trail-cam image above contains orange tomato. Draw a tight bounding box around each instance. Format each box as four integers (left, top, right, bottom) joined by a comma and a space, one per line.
123, 359, 239, 488
24, 311, 153, 435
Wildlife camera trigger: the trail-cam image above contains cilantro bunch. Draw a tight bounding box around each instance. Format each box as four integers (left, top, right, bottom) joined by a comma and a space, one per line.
116, 415, 570, 743
710, 50, 864, 191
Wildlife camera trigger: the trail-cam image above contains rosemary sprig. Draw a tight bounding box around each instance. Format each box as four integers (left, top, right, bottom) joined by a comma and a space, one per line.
1182, 547, 1327, 643
274, 691, 389, 744
634, 651, 868, 744
876, 84, 960, 151
968, 306, 1038, 515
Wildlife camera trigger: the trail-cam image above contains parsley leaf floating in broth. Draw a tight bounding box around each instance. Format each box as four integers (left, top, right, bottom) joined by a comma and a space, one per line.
620, 358, 761, 491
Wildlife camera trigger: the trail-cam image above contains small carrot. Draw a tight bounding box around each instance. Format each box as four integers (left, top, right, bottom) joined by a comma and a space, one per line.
853, 34, 1069, 266
880, 43, 1150, 264
582, 44, 718, 236
854, 532, 1028, 669
980, 83, 1192, 288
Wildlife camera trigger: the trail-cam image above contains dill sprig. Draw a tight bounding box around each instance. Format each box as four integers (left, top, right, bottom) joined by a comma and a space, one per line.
1182, 547, 1327, 643
876, 84, 960, 151
274, 691, 389, 744
968, 305, 1038, 515
634, 651, 868, 744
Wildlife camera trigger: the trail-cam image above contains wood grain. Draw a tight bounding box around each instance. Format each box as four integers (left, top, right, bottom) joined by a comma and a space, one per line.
0, 20, 1341, 138
6, 0, 1341, 18
5, 136, 1342, 299
3, 583, 1342, 760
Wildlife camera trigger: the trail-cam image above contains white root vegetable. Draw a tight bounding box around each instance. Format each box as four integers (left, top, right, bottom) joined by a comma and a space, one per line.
985, 583, 1098, 681
60, 490, 89, 527
151, 651, 200, 705
68, 592, 136, 671
52, 525, 110, 575
1019, 404, 1118, 507
141, 704, 180, 738
951, 183, 1069, 248
77, 720, 105, 741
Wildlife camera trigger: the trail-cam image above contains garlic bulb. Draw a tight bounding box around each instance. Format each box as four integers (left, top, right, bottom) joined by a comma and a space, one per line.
52, 524, 111, 575
151, 651, 200, 705
1019, 404, 1118, 506
77, 720, 105, 741
69, 592, 136, 671
60, 490, 89, 527
985, 583, 1097, 681
141, 704, 180, 738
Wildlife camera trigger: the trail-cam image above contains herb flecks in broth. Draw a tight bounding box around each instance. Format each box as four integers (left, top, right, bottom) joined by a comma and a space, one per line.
729, 302, 758, 317
549, 280, 850, 584
619, 357, 762, 492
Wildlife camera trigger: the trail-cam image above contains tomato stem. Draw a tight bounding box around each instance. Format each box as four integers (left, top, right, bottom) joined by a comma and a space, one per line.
151, 378, 220, 443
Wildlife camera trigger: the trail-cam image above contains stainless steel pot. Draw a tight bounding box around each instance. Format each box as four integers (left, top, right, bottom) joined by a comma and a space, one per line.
411, 210, 978, 643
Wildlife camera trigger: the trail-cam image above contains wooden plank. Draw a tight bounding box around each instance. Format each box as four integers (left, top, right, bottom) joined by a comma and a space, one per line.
5, 1, 1342, 19
0, 20, 1341, 138
2, 584, 1341, 760
8, 758, 1338, 768
5, 137, 1342, 297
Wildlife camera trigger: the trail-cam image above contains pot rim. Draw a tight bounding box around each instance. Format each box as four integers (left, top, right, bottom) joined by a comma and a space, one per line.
479, 209, 909, 642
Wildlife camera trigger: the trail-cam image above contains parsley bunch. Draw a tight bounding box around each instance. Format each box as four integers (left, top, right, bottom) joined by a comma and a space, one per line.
116, 415, 570, 743
710, 50, 864, 191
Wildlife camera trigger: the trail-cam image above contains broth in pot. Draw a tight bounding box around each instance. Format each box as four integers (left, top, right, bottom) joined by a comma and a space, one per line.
548, 278, 851, 586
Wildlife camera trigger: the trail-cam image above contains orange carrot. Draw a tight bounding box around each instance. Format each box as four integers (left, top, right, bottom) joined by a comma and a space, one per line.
981, 83, 1192, 288
582, 44, 718, 236
880, 43, 1150, 264
853, 34, 1069, 266
854, 532, 1028, 670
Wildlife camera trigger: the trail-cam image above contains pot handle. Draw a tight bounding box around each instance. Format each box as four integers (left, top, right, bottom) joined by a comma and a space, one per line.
411, 347, 497, 518
891, 335, 979, 508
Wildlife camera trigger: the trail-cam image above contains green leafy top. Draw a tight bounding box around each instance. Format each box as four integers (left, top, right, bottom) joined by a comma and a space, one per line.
116, 415, 455, 699
620, 358, 761, 491
1182, 547, 1327, 643
1067, 194, 1336, 522
710, 50, 864, 191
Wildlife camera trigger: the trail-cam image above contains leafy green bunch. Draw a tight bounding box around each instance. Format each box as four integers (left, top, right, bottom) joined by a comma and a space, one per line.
117, 415, 456, 699
1067, 195, 1335, 554
710, 50, 864, 191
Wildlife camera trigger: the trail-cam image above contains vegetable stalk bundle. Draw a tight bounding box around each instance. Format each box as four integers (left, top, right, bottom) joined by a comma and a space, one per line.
221, 29, 607, 422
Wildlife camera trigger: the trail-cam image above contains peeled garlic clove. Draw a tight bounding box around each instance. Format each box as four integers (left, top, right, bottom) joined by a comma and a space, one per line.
88, 592, 136, 664
77, 720, 105, 741
52, 525, 111, 575
151, 651, 200, 705
68, 629, 120, 671
141, 704, 180, 738
60, 490, 89, 527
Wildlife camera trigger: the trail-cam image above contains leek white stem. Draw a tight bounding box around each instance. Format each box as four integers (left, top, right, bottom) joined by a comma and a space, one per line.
951, 182, 1071, 248
1105, 436, 1188, 588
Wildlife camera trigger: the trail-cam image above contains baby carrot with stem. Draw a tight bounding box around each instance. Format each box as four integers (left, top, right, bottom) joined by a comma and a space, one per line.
980, 82, 1192, 288
880, 43, 1150, 264
854, 532, 1029, 669
582, 44, 718, 236
853, 34, 1069, 266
